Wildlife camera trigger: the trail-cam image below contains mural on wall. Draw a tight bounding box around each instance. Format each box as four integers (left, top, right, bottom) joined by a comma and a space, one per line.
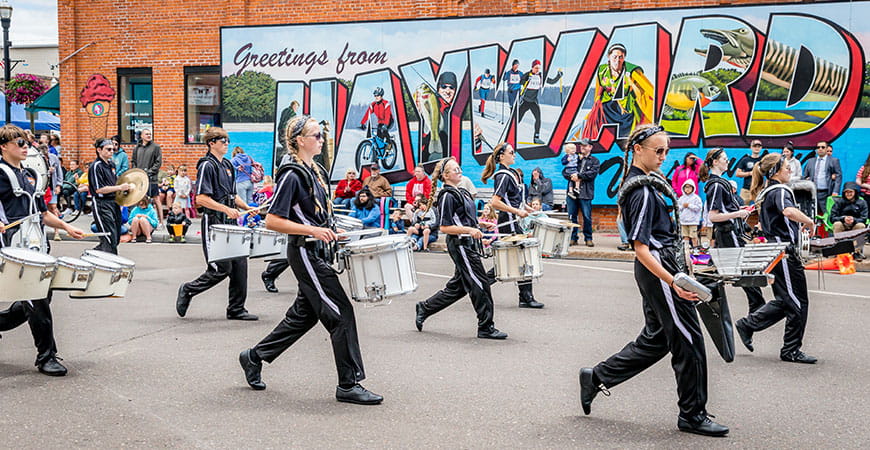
220, 1, 869, 204
79, 74, 115, 140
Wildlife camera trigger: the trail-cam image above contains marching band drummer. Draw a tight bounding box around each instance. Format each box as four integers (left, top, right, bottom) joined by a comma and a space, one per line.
238, 116, 382, 405
414, 157, 507, 339
0, 124, 86, 376
578, 124, 729, 437
735, 153, 817, 364
480, 143, 544, 309
90, 138, 133, 255
176, 127, 258, 321
699, 148, 766, 314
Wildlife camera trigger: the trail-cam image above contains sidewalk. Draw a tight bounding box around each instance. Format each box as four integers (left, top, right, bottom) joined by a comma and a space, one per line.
55, 211, 204, 245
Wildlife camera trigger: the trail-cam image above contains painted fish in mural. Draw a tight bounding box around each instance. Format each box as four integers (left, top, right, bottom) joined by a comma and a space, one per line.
664, 74, 722, 115
694, 28, 848, 99
414, 83, 443, 158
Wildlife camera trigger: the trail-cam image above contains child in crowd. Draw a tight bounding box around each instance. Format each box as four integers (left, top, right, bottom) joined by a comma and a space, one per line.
520, 197, 548, 231
561, 143, 581, 197
478, 202, 498, 246
253, 175, 274, 206
677, 179, 702, 247
388, 209, 406, 234
173, 164, 195, 218
129, 197, 159, 243
239, 202, 263, 228
166, 202, 192, 243
408, 200, 437, 251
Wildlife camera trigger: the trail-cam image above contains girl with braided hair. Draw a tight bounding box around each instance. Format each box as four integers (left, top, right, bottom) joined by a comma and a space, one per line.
239, 116, 383, 405
579, 123, 729, 437
415, 157, 507, 339
699, 148, 765, 314
481, 142, 544, 309
735, 153, 817, 365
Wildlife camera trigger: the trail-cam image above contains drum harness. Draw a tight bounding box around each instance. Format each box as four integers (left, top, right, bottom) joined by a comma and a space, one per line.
707, 176, 754, 242
0, 164, 47, 253
754, 183, 809, 261
438, 184, 492, 259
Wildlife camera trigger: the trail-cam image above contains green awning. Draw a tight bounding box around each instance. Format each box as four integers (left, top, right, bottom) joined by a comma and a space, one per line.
25, 83, 60, 114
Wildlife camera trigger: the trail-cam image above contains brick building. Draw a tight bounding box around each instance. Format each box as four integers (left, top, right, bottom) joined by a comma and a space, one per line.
59, 0, 808, 231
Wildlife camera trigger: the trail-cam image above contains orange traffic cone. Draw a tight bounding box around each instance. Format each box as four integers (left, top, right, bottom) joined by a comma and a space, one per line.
836, 253, 856, 275
805, 257, 838, 271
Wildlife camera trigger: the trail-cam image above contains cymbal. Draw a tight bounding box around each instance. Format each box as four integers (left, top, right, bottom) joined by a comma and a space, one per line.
115, 168, 150, 207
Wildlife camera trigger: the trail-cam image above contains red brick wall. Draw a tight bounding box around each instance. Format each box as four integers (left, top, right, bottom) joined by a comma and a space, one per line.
58, 0, 803, 178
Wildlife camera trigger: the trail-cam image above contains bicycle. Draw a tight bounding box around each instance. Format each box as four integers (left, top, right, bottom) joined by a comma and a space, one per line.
355, 120, 397, 172
57, 181, 92, 223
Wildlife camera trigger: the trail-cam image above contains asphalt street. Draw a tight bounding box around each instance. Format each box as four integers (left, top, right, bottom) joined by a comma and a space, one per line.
1, 241, 868, 448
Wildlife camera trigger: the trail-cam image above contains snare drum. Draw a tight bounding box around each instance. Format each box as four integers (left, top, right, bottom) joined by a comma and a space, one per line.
207, 225, 253, 263
250, 228, 287, 258
340, 235, 417, 303
338, 229, 386, 246
70, 255, 123, 299
50, 257, 95, 291
491, 237, 543, 282
0, 248, 57, 302
531, 217, 573, 257
335, 215, 364, 232
82, 250, 136, 297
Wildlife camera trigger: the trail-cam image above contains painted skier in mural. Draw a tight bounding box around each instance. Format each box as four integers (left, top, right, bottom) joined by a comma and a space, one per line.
517, 60, 562, 145
415, 72, 457, 164
474, 69, 496, 117
582, 43, 654, 140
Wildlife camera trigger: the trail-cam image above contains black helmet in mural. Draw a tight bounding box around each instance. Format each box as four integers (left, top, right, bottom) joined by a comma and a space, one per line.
373, 87, 385, 97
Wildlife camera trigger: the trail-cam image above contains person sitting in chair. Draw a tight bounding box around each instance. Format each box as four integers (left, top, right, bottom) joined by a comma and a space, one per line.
831, 182, 868, 260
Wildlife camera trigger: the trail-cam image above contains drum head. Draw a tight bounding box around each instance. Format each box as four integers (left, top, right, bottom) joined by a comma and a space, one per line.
1, 247, 56, 265
344, 235, 410, 253
211, 224, 251, 233
533, 217, 563, 227
84, 250, 135, 267
253, 227, 280, 236
57, 256, 95, 270
81, 255, 123, 270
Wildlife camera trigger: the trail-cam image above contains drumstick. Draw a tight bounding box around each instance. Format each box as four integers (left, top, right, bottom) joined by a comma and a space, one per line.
0, 213, 40, 231
59, 231, 111, 237
458, 233, 515, 238
238, 199, 273, 215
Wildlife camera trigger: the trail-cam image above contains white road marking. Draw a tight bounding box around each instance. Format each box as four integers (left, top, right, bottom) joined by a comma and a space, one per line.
808, 290, 869, 299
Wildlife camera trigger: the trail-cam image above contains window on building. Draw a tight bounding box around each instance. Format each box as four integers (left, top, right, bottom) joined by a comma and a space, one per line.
185, 66, 221, 144
117, 68, 153, 144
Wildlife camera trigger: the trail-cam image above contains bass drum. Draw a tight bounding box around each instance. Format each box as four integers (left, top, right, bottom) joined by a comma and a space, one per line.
21, 147, 49, 195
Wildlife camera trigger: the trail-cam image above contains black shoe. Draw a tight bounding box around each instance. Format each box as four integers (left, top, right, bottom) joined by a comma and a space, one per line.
518, 299, 544, 309
735, 319, 753, 352
533, 137, 545, 145
781, 350, 817, 364
853, 252, 865, 261
239, 349, 266, 390
415, 302, 426, 332
261, 274, 278, 293
678, 413, 729, 437
617, 244, 631, 251
176, 284, 192, 318
578, 367, 601, 415
336, 384, 383, 405
570, 239, 579, 246
38, 357, 68, 377
227, 311, 259, 321
585, 240, 595, 247
477, 326, 508, 339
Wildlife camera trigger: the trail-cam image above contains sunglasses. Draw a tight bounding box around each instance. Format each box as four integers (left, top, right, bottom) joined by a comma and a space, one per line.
209, 137, 229, 144
644, 145, 669, 156
816, 145, 828, 149
371, 166, 380, 171
305, 132, 323, 140
439, 84, 455, 90
0, 137, 27, 147
751, 143, 762, 147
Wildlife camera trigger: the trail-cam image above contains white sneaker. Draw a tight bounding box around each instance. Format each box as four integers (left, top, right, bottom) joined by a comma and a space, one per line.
61, 208, 73, 217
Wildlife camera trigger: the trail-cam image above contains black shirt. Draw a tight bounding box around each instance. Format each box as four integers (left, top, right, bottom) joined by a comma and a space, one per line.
89, 157, 117, 199
196, 153, 236, 211
735, 154, 762, 190
621, 166, 676, 250
0, 158, 47, 223
269, 162, 330, 229
705, 174, 740, 219
758, 182, 800, 244
436, 186, 477, 228
493, 165, 525, 233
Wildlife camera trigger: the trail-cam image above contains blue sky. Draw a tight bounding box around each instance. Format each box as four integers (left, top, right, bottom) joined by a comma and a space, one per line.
5, 0, 56, 45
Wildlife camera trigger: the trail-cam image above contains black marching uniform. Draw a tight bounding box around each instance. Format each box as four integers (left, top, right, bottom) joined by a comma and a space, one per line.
89, 156, 122, 254
589, 166, 709, 419
179, 152, 250, 318
705, 174, 766, 313
489, 165, 542, 307
416, 185, 498, 335
0, 159, 60, 369
251, 162, 366, 387
736, 182, 812, 361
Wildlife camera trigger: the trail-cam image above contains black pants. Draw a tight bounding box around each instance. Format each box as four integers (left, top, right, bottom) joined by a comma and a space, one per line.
816, 188, 830, 215
262, 248, 291, 281
740, 252, 809, 357
592, 249, 708, 418
713, 224, 765, 313
183, 214, 248, 315
518, 101, 542, 136
419, 236, 495, 331
0, 293, 57, 366
93, 197, 121, 254
253, 244, 365, 386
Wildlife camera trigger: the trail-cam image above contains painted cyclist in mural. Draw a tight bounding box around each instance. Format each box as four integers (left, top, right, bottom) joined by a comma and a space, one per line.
582, 43, 655, 141
358, 87, 395, 150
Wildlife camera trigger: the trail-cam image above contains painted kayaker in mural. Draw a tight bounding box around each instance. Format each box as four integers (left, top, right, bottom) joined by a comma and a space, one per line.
415, 72, 456, 164
582, 43, 655, 141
